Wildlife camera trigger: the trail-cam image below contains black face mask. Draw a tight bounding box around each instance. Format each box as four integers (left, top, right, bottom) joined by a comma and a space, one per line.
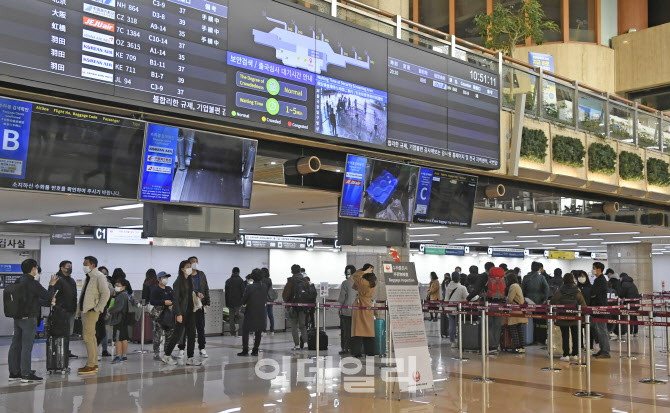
37, 266, 42, 275
63, 268, 71, 276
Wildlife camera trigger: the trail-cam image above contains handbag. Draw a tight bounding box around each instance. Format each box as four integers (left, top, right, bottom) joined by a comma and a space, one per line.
193, 292, 203, 312
160, 307, 175, 330
150, 305, 164, 322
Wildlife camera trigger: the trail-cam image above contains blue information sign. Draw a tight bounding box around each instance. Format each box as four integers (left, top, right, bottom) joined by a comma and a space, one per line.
0, 98, 33, 180
139, 124, 179, 202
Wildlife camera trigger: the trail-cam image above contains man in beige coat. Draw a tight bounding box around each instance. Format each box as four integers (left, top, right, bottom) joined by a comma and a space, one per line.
76, 256, 110, 375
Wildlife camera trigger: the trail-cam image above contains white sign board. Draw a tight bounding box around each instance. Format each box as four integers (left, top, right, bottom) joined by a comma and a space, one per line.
106, 228, 152, 245
319, 282, 329, 298
383, 261, 434, 393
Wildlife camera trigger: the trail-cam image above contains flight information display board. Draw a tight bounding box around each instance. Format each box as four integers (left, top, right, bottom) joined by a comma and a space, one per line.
413, 168, 477, 227
0, 0, 500, 170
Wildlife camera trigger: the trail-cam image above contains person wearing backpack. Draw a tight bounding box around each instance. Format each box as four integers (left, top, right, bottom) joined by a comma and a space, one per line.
445, 273, 468, 347
282, 264, 310, 351
550, 273, 586, 362
261, 268, 276, 336
225, 267, 245, 337
7, 259, 58, 383
522, 261, 550, 345
53, 260, 78, 359
108, 279, 131, 364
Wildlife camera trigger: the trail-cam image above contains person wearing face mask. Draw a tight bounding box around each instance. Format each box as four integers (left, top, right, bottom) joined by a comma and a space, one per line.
8, 259, 58, 383
225, 267, 246, 337
108, 280, 131, 364
53, 260, 78, 359
95, 266, 113, 359
76, 256, 110, 376
337, 265, 357, 355
178, 257, 210, 359
591, 262, 611, 359
161, 261, 201, 366
150, 272, 174, 361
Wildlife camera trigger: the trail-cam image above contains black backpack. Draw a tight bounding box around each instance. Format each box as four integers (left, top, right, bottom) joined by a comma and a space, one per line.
291, 278, 312, 304
3, 279, 28, 318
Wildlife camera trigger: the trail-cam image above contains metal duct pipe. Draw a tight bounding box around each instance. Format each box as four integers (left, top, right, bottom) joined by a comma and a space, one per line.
485, 184, 505, 198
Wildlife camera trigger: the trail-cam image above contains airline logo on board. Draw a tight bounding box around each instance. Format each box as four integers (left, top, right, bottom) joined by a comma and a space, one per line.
82, 54, 114, 70
146, 155, 172, 165
344, 179, 361, 186
83, 17, 115, 32
83, 3, 116, 20
82, 42, 114, 57
81, 67, 113, 83
146, 165, 171, 174
82, 29, 114, 45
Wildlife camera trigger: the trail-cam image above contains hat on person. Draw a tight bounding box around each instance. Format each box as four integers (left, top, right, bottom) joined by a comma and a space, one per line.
156, 271, 171, 279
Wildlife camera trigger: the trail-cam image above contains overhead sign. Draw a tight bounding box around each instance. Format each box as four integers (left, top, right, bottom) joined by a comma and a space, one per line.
0, 236, 40, 250
106, 228, 152, 245
383, 261, 434, 393
50, 226, 75, 245
94, 227, 107, 240
420, 244, 469, 256
0, 264, 22, 273
488, 247, 528, 258
545, 250, 577, 260
591, 252, 607, 261
244, 235, 307, 250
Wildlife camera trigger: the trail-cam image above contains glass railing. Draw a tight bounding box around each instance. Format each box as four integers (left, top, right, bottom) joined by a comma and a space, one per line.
280, 0, 670, 153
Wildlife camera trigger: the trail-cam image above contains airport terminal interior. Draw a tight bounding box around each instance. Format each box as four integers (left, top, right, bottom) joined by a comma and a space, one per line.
4, 0, 670, 411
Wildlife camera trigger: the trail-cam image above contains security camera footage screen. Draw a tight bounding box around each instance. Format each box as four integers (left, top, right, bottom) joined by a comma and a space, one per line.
0, 96, 144, 199
140, 123, 257, 208
340, 154, 419, 223
413, 168, 478, 227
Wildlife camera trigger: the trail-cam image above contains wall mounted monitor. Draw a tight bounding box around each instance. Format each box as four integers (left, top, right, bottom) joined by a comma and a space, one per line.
139, 123, 257, 208
340, 154, 419, 223
413, 168, 478, 227
0, 96, 144, 199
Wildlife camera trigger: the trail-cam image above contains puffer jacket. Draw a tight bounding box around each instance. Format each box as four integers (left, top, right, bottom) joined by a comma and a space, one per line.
522, 271, 550, 305
619, 274, 641, 299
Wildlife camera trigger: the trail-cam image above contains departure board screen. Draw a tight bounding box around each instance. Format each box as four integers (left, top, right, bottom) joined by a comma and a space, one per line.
413, 168, 477, 227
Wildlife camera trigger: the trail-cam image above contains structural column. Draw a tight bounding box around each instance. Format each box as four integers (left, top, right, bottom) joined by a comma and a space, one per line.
607, 242, 653, 294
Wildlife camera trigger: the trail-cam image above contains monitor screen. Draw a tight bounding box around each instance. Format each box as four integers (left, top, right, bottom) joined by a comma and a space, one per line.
0, 96, 144, 199
139, 123, 257, 208
413, 168, 477, 227
340, 154, 419, 223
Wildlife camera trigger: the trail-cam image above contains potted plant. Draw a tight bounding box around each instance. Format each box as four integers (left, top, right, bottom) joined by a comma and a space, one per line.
585, 138, 619, 191
518, 122, 552, 180
550, 131, 587, 186
646, 155, 670, 201
617, 145, 647, 197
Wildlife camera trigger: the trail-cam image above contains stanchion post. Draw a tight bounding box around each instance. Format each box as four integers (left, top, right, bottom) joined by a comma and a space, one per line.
622, 303, 636, 360
618, 298, 623, 346
666, 301, 670, 375
452, 303, 469, 362
485, 302, 490, 354
640, 309, 667, 384
571, 305, 586, 367
135, 300, 148, 354
316, 302, 320, 359
542, 305, 560, 372
574, 315, 603, 398
473, 308, 493, 383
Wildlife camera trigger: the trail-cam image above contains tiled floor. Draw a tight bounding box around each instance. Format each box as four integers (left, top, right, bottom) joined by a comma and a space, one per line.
1, 322, 670, 412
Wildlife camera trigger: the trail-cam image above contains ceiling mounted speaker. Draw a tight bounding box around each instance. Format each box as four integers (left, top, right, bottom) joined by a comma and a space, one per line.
485, 184, 505, 198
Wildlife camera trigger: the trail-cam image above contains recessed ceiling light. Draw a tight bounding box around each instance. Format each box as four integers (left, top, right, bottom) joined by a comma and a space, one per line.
75, 235, 93, 239
542, 243, 578, 246
477, 220, 533, 226
455, 237, 494, 241
199, 241, 212, 244
518, 235, 559, 238
490, 244, 519, 247
336, 169, 341, 172
448, 242, 480, 245
270, 162, 277, 165
322, 222, 339, 225
6, 219, 42, 224
590, 232, 640, 236
123, 217, 142, 220
463, 231, 509, 235
240, 213, 278, 218
409, 226, 446, 230
653, 252, 664, 255
602, 241, 642, 244
538, 226, 592, 232
562, 238, 604, 242
216, 241, 236, 245
409, 234, 440, 237
261, 224, 303, 229
50, 212, 92, 218
632, 235, 670, 239
119, 225, 143, 229
412, 239, 435, 243
103, 203, 143, 211
504, 240, 536, 243
284, 233, 319, 237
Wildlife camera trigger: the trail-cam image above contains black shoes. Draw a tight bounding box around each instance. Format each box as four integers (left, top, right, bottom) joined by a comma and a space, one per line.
9, 374, 21, 381
101, 351, 112, 357
21, 374, 43, 383
68, 353, 78, 359
250, 350, 259, 356
237, 351, 249, 356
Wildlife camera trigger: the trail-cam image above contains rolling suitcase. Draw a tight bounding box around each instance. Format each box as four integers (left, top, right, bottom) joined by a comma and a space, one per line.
440, 313, 449, 338
523, 318, 534, 345
462, 322, 481, 351
374, 318, 386, 355
132, 311, 153, 344
307, 328, 328, 350
500, 325, 515, 351
534, 319, 548, 345
46, 336, 69, 374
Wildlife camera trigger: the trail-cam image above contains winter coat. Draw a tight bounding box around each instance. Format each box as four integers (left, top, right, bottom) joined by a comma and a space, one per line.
242, 282, 267, 332
445, 282, 468, 303
191, 270, 210, 306
172, 274, 194, 317
338, 278, 357, 317
609, 277, 622, 297
352, 270, 376, 337
577, 283, 592, 306
108, 290, 129, 326
506, 284, 528, 326
225, 274, 246, 308
77, 268, 111, 316
54, 272, 77, 313
591, 274, 609, 306
261, 277, 274, 301
14, 274, 55, 319
150, 285, 174, 307
282, 274, 308, 303
619, 274, 641, 300
522, 271, 550, 305
428, 279, 440, 301
550, 284, 586, 326
465, 273, 479, 291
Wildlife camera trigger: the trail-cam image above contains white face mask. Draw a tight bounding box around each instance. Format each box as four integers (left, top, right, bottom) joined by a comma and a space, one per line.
191, 263, 198, 271
114, 286, 122, 293
161, 278, 169, 286
247, 279, 253, 284
83, 266, 91, 274
34, 272, 41, 282
579, 277, 586, 284
185, 268, 193, 276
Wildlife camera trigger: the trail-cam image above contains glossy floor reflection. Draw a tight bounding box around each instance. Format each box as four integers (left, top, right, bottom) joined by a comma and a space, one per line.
1, 323, 670, 412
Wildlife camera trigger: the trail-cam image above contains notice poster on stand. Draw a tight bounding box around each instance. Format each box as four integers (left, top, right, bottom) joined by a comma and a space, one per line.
383, 261, 434, 392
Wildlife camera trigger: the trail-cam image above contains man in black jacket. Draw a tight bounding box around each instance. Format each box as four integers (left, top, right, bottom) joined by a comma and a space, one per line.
591, 262, 611, 358
179, 256, 211, 358
225, 267, 245, 337
619, 273, 641, 335
54, 260, 78, 358
466, 262, 495, 302
8, 259, 57, 383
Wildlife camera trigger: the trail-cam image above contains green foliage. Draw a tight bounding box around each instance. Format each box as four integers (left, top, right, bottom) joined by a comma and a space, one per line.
552, 135, 585, 167
474, 0, 560, 57
520, 127, 548, 164
588, 142, 616, 175
619, 151, 644, 181
647, 158, 670, 186
638, 132, 659, 148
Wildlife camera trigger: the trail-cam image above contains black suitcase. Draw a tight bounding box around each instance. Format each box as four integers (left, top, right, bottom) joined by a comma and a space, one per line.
307, 328, 328, 350
534, 319, 548, 345
440, 313, 449, 338
46, 336, 69, 374
462, 322, 480, 351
